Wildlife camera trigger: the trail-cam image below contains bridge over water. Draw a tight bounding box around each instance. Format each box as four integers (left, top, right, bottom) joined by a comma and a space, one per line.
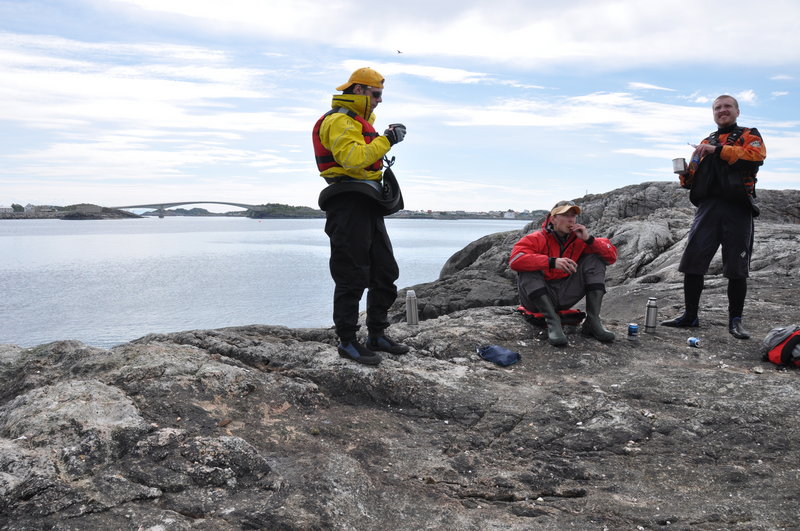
112, 201, 267, 216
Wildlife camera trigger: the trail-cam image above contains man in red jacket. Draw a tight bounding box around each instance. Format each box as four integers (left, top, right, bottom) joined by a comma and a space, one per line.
509, 200, 618, 346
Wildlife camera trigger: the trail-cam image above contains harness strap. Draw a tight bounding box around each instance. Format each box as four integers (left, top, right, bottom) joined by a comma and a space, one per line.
323, 176, 382, 193
331, 107, 355, 118
705, 126, 762, 200
315, 108, 377, 164
707, 126, 746, 146
329, 108, 379, 136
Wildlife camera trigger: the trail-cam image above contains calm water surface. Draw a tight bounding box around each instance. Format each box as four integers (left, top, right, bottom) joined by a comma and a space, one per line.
0, 217, 530, 348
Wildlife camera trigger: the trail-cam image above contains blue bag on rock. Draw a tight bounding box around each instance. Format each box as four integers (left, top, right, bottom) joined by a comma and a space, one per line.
477, 345, 520, 367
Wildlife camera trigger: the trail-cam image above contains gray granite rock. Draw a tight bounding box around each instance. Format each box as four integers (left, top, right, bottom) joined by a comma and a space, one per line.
1, 182, 799, 529
389, 182, 800, 321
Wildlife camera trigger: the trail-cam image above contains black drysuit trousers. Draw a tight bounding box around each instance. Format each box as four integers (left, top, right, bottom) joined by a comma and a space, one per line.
324, 192, 399, 342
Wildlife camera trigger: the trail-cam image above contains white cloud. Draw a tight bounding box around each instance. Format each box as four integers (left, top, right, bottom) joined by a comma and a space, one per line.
754, 131, 800, 161
0, 33, 276, 136
0, 31, 230, 64
398, 173, 589, 211
2, 1, 799, 211
627, 82, 675, 91
436, 91, 710, 140
0, 31, 317, 200
99, 1, 800, 70
343, 60, 492, 85
735, 90, 757, 103
756, 169, 800, 186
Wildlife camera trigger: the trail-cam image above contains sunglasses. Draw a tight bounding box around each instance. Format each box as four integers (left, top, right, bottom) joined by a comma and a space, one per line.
358, 85, 381, 98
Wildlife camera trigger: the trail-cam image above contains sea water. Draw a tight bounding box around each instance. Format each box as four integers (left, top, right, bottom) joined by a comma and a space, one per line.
0, 217, 530, 348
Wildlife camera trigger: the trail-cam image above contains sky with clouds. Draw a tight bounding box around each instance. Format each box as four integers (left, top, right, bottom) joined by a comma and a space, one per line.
1, 0, 798, 212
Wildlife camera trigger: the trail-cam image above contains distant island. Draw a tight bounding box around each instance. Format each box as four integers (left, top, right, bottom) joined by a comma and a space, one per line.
2, 202, 543, 220
141, 204, 326, 219
0, 203, 139, 220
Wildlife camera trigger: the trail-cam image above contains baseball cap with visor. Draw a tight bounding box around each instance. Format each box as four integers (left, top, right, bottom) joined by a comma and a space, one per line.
336, 67, 385, 91
550, 200, 581, 217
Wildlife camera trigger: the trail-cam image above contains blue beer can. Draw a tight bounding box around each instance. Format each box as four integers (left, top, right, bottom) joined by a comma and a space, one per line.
687, 337, 701, 348
627, 323, 639, 341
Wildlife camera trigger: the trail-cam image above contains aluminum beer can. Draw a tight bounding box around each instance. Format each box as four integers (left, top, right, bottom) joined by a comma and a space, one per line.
627, 323, 639, 341
687, 337, 701, 348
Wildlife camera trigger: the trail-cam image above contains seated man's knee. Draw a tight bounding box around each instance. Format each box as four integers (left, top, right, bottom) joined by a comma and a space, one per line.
518, 270, 546, 288
579, 253, 607, 268
578, 253, 608, 281
517, 271, 548, 311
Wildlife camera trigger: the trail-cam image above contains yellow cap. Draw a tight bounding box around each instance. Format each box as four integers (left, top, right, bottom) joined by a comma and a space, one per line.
336, 67, 385, 91
550, 200, 581, 216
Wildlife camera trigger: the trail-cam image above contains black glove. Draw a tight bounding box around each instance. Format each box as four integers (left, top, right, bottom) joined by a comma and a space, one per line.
384, 123, 406, 145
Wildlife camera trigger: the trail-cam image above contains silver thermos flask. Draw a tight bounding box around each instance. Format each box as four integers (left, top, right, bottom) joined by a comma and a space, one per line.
406, 290, 419, 325
645, 297, 658, 333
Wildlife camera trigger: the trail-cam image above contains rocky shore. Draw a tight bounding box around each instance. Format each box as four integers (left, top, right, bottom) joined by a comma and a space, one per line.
2, 181, 799, 529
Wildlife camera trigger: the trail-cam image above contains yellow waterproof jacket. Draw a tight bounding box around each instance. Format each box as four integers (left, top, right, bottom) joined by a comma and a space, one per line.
316, 94, 391, 182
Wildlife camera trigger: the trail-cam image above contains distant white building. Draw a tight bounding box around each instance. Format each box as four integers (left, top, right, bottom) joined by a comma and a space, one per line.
0, 205, 13, 213
24, 205, 55, 212
503, 210, 516, 219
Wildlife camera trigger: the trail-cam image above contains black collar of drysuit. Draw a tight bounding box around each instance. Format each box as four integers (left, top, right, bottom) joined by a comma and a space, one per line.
546, 225, 573, 244
716, 123, 739, 135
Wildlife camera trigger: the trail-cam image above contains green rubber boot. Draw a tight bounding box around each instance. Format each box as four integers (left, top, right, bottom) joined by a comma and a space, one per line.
533, 294, 568, 346
581, 290, 615, 342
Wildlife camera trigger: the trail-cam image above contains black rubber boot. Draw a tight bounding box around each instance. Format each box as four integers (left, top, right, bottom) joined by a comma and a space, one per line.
581, 290, 615, 342
337, 341, 382, 365
729, 317, 751, 340
661, 312, 700, 328
533, 294, 567, 346
367, 334, 410, 355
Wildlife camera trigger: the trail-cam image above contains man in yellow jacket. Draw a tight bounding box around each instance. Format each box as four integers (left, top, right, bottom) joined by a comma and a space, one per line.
312, 67, 408, 365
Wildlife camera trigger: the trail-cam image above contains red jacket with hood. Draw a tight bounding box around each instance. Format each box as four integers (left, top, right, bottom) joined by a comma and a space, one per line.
508, 217, 617, 281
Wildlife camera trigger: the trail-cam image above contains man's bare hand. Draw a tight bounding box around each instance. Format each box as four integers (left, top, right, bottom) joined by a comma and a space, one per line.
693, 144, 716, 157
555, 257, 578, 274
572, 224, 590, 241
